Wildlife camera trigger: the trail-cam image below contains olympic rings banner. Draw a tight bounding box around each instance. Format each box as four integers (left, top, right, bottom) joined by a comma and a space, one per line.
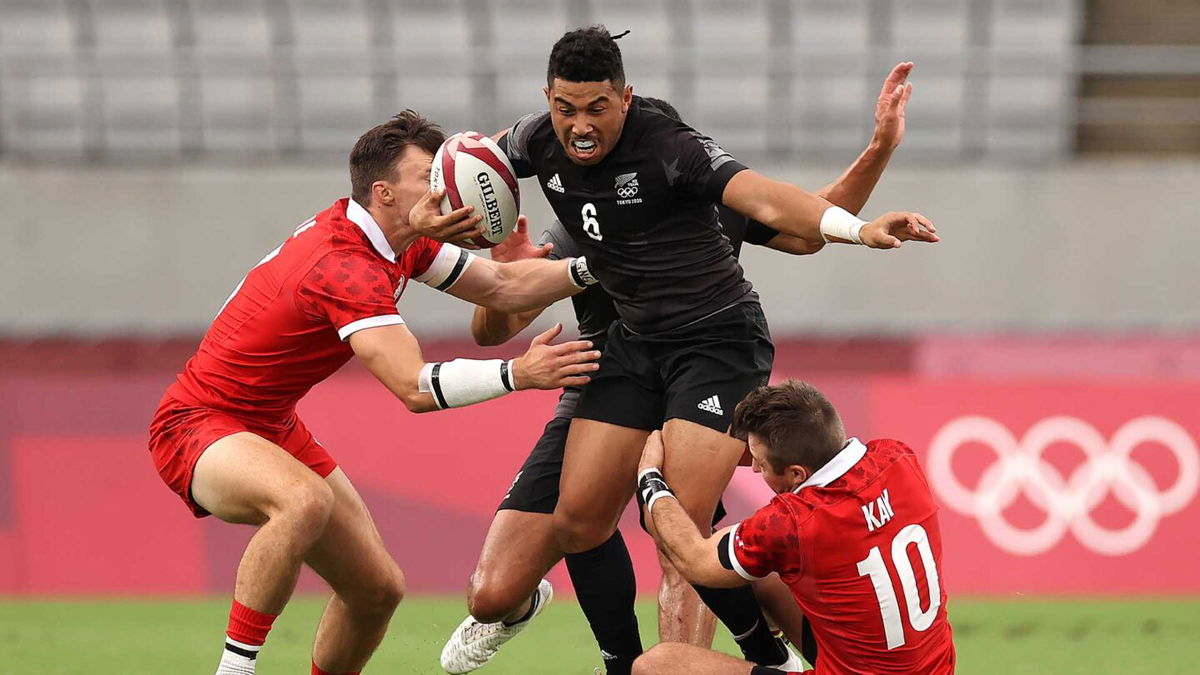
865, 379, 1200, 594
2, 370, 1198, 595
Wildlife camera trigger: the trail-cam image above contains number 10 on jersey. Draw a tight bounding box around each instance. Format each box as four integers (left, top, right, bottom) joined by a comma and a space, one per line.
856, 523, 942, 650
581, 202, 602, 241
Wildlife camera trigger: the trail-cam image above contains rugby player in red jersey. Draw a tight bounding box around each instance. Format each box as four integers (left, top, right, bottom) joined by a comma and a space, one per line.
147, 110, 602, 675
633, 381, 955, 674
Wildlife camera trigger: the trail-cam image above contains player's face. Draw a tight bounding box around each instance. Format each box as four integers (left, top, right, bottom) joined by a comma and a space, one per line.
544, 78, 633, 166
386, 146, 435, 219
748, 434, 808, 494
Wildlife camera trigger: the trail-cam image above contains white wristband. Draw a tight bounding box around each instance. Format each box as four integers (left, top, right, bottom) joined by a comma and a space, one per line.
568, 256, 599, 288
418, 358, 517, 409
819, 206, 867, 244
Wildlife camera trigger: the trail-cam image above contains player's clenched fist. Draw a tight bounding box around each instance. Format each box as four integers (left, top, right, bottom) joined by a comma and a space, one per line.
409, 189, 484, 248
860, 211, 939, 249
511, 323, 601, 390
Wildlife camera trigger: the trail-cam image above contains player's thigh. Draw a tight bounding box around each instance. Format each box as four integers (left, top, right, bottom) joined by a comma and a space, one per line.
192, 431, 333, 526
556, 418, 648, 526
304, 468, 404, 605
633, 641, 754, 675
661, 418, 745, 527
469, 510, 560, 618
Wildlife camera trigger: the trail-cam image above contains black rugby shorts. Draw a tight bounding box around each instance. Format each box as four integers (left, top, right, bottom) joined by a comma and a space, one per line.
573, 301, 774, 434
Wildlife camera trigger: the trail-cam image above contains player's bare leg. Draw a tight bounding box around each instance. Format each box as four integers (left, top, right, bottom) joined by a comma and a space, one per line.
553, 419, 648, 553
440, 510, 561, 673
467, 510, 561, 623
633, 642, 759, 675
305, 468, 405, 674
191, 432, 336, 673
660, 419, 801, 669
657, 551, 717, 645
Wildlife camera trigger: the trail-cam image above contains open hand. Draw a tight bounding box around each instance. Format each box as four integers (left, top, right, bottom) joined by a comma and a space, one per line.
639, 430, 665, 474
408, 189, 484, 248
859, 212, 938, 249
512, 323, 600, 390
873, 62, 913, 152
491, 216, 553, 263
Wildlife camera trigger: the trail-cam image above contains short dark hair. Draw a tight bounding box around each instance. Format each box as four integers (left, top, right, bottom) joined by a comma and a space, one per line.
349, 110, 445, 206
730, 380, 846, 473
643, 97, 682, 123
547, 26, 626, 88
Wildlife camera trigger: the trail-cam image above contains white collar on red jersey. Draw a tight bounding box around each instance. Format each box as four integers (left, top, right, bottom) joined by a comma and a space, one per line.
345, 198, 397, 263
793, 437, 867, 491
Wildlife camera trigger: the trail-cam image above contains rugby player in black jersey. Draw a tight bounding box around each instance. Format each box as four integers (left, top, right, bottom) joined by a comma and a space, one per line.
439, 76, 918, 675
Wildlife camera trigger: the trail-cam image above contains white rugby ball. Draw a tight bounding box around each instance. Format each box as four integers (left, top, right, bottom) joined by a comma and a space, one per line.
429, 131, 521, 248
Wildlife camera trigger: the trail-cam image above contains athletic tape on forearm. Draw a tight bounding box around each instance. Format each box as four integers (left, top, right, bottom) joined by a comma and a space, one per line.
637, 468, 677, 513
568, 256, 599, 288
417, 358, 516, 409
819, 206, 867, 244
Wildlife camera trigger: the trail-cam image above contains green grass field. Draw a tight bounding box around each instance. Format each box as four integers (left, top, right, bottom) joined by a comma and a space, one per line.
2, 595, 1197, 674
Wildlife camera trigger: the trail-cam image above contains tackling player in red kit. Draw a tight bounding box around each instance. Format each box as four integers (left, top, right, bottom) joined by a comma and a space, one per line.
633, 381, 955, 675
148, 110, 602, 675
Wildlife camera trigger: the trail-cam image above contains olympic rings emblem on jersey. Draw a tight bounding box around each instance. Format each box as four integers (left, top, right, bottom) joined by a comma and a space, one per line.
927, 416, 1199, 556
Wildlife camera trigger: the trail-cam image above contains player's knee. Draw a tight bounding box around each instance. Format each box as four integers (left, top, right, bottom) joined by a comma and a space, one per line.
552, 510, 614, 554
632, 643, 685, 675
467, 577, 527, 624
281, 476, 335, 532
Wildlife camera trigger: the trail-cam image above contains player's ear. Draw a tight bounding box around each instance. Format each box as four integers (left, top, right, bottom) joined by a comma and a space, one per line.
372, 180, 393, 207
543, 85, 552, 105
788, 465, 809, 490
622, 84, 633, 111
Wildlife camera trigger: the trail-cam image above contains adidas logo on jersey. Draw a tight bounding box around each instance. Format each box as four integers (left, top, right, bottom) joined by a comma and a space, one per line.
546, 173, 564, 193
697, 395, 723, 416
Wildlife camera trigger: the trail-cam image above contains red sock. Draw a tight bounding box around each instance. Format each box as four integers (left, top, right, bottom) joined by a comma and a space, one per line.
312, 663, 360, 675
226, 599, 278, 647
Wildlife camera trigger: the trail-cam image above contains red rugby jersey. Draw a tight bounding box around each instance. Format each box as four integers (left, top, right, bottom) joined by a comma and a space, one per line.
167, 198, 473, 420
729, 439, 955, 675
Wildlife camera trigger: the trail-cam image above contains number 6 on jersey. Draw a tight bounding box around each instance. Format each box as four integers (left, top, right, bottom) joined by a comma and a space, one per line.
581, 202, 602, 241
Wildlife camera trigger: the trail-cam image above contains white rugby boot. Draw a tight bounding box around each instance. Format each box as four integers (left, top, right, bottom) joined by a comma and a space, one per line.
440, 578, 554, 673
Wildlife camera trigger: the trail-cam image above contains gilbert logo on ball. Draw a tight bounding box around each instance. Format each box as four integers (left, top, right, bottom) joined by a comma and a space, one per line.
430, 131, 521, 248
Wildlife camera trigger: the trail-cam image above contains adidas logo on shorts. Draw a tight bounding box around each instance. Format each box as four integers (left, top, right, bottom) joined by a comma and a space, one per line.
697, 395, 723, 416
546, 173, 564, 193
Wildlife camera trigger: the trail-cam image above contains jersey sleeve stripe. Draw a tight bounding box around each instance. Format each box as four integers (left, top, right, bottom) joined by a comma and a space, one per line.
415, 244, 475, 290
336, 314, 406, 341
728, 522, 766, 582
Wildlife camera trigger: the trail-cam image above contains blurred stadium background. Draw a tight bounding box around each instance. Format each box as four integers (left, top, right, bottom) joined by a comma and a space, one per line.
1, 0, 1198, 673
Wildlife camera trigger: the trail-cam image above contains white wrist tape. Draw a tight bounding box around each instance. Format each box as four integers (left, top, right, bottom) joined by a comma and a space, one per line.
819, 206, 867, 244
568, 256, 599, 288
418, 358, 517, 409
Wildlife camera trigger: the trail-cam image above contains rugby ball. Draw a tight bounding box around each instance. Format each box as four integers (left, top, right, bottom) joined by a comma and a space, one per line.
429, 131, 520, 248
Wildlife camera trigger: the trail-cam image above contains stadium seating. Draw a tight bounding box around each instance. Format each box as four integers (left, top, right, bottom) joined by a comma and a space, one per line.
0, 0, 1091, 160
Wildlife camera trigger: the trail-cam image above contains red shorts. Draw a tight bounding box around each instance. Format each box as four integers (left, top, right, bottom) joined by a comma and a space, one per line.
148, 393, 337, 518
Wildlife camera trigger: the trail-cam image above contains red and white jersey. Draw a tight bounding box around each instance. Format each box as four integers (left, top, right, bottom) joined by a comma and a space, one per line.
167, 198, 473, 420
728, 438, 955, 675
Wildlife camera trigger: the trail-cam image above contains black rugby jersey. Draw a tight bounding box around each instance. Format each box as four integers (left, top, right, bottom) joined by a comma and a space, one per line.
502, 96, 764, 334
542, 210, 778, 342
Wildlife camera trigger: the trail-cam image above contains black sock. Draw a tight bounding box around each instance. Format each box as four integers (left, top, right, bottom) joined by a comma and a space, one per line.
693, 584, 787, 666
565, 530, 643, 675
502, 587, 540, 627
799, 614, 818, 666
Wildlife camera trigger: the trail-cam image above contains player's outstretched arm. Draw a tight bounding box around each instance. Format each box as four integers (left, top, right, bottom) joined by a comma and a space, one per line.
724, 171, 938, 250
445, 250, 596, 314
471, 217, 554, 346
637, 431, 747, 589
815, 62, 914, 215
350, 322, 599, 413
